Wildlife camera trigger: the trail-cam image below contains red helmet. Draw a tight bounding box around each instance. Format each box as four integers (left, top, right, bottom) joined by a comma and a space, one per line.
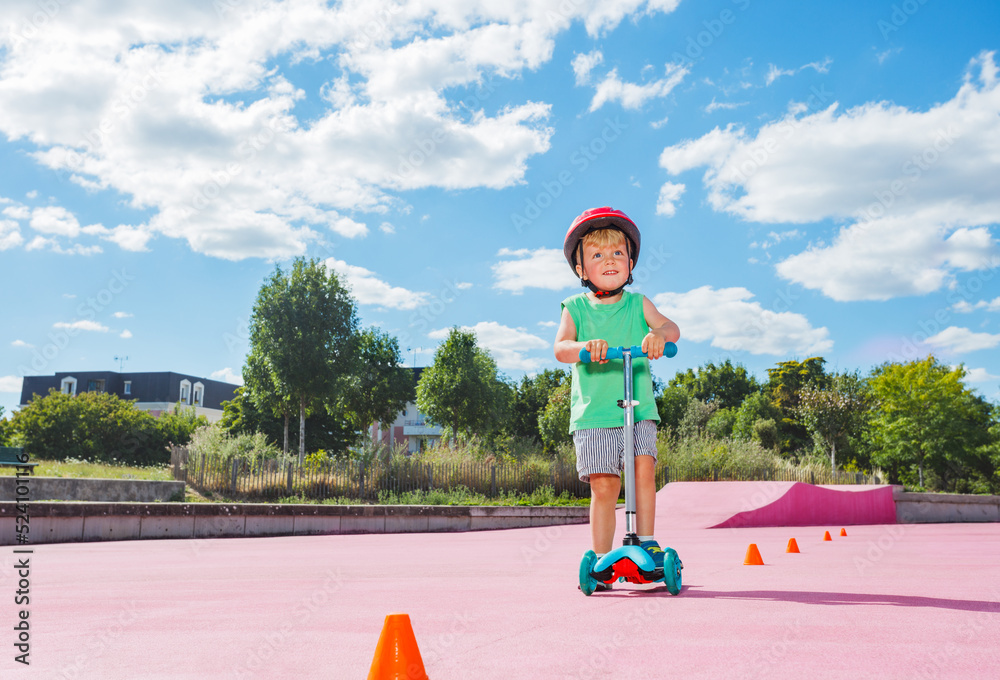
563, 206, 640, 273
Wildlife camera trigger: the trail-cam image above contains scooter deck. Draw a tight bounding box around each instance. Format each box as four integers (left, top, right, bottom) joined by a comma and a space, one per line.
592, 545, 662, 585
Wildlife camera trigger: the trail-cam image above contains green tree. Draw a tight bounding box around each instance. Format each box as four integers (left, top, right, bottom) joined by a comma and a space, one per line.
656, 385, 692, 434
416, 328, 510, 442
248, 258, 359, 463
669, 359, 761, 410
732, 392, 782, 443
219, 387, 356, 456
706, 407, 736, 439
796, 372, 871, 469
678, 399, 717, 439
510, 369, 568, 442
12, 390, 169, 465
538, 380, 572, 453
338, 327, 415, 437
242, 349, 297, 456
0, 405, 10, 446
868, 357, 992, 488
765, 357, 829, 456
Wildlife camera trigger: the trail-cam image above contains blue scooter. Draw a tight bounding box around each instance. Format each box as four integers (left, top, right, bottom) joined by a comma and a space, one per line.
578, 343, 683, 596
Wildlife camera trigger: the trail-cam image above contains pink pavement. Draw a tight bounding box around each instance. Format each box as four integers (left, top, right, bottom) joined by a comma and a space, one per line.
6, 483, 1000, 679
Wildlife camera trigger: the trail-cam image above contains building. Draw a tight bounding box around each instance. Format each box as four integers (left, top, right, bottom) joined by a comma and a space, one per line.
368, 368, 443, 453
19, 371, 239, 423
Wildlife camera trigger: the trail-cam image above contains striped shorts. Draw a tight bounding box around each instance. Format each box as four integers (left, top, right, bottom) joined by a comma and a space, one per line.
571, 420, 658, 483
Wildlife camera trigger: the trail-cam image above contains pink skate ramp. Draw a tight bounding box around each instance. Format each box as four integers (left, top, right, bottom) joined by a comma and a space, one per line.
656, 481, 896, 529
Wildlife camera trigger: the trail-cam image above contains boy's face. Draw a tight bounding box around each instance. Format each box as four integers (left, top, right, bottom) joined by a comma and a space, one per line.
576, 237, 632, 292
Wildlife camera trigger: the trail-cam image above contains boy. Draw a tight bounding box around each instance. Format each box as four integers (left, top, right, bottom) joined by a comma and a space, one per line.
553, 207, 680, 573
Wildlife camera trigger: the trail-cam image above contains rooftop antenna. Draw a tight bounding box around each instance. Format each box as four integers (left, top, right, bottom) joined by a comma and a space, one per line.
114, 355, 128, 373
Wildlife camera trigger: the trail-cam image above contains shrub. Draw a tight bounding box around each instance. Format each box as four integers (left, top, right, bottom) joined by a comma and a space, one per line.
12, 389, 169, 466
156, 404, 210, 446
186, 425, 284, 469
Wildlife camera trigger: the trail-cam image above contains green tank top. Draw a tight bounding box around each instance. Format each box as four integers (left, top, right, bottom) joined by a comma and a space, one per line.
562, 290, 660, 432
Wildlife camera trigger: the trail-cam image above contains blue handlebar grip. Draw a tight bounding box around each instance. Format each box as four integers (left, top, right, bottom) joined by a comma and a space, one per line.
579, 345, 656, 362
665, 341, 677, 358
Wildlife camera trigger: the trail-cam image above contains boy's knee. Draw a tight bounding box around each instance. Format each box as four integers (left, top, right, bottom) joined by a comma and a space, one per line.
590, 474, 620, 498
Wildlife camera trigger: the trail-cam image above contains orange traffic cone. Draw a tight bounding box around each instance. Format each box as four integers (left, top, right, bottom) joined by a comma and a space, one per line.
744, 543, 764, 565
786, 538, 800, 553
840, 528, 848, 537
823, 531, 832, 541
368, 613, 428, 680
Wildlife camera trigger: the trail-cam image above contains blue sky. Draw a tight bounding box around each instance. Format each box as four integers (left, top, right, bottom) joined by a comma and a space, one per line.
2, 0, 999, 417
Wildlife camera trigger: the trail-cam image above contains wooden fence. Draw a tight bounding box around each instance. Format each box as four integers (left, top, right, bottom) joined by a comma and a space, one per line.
171, 448, 881, 502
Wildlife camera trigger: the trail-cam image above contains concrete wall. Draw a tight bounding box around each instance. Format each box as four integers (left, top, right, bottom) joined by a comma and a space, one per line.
0, 476, 184, 502
894, 487, 1000, 523
0, 502, 590, 545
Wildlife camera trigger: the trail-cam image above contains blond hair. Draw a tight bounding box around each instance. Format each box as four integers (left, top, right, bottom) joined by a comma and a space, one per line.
580, 228, 627, 250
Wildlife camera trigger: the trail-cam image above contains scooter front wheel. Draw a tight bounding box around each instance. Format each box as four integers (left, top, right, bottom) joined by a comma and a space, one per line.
579, 550, 598, 596
662, 548, 682, 595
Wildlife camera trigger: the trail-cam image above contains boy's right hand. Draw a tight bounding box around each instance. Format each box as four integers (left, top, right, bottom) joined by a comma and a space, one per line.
582, 339, 609, 363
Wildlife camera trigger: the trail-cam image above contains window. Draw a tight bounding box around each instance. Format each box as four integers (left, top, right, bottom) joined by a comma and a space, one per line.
87, 379, 106, 393
179, 379, 191, 404
123, 381, 132, 396
61, 377, 77, 396
193, 382, 204, 406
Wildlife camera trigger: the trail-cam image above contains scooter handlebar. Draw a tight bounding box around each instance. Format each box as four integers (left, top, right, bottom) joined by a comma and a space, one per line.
578, 342, 677, 363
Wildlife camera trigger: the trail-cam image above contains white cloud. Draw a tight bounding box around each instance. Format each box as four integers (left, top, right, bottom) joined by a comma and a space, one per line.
53, 320, 109, 332
652, 285, 832, 355
0, 375, 23, 393
704, 98, 746, 114
655, 181, 685, 217
113, 312, 133, 319
11, 340, 32, 348
30, 206, 80, 237
952, 296, 1000, 313
572, 50, 604, 85
0, 1, 692, 259
0, 219, 23, 250
964, 366, 1000, 383
211, 367, 244, 386
492, 247, 578, 294
325, 258, 428, 310
2, 204, 30, 220
765, 65, 796, 86
876, 47, 903, 65
660, 51, 1000, 301
803, 57, 833, 74
925, 326, 1000, 353
429, 320, 548, 371
588, 62, 688, 112
378, 222, 396, 234
766, 58, 831, 86
119, 329, 133, 339
751, 230, 803, 250
329, 216, 368, 239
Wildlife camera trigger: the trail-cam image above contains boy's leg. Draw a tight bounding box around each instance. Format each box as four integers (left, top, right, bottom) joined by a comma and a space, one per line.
589, 473, 621, 554
634, 455, 656, 537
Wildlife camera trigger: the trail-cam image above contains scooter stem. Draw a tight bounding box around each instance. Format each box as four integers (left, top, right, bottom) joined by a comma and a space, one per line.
621, 348, 638, 542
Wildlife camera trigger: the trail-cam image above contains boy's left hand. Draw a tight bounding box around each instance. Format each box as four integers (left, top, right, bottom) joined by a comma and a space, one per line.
641, 332, 665, 360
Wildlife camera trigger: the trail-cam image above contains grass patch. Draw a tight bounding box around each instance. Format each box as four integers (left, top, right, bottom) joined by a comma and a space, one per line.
270, 485, 590, 507
0, 458, 173, 481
